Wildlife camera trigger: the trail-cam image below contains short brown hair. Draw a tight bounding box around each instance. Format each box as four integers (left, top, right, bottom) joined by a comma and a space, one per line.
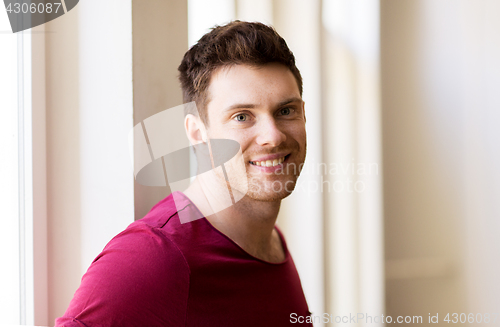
178, 20, 302, 126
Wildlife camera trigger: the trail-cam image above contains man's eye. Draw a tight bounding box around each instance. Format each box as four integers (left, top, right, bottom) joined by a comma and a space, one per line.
280, 107, 293, 115
234, 114, 247, 122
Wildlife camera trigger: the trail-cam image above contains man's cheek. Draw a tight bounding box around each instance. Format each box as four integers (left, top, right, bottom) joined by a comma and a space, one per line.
224, 147, 248, 201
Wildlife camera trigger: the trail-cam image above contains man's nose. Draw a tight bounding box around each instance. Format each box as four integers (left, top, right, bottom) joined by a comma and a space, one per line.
255, 117, 286, 147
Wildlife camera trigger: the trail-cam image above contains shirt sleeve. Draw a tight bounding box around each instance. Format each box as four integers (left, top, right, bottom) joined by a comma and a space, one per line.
55, 223, 190, 327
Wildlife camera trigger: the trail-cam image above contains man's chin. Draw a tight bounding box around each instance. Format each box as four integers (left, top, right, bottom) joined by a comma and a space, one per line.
245, 190, 292, 202
245, 179, 298, 202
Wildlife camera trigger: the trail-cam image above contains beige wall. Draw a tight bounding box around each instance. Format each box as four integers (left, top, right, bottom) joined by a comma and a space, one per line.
132, 0, 188, 220
382, 0, 500, 324
382, 0, 467, 320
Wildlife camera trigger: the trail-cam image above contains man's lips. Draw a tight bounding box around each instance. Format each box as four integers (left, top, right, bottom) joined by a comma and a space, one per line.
249, 153, 291, 168
249, 152, 290, 162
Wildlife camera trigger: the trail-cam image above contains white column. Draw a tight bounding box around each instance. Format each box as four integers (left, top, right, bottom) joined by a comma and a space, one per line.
189, 0, 235, 46
236, 0, 273, 25
323, 0, 384, 325
45, 0, 134, 322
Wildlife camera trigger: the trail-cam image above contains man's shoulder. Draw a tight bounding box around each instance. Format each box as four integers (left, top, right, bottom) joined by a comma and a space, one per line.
132, 191, 181, 228
56, 193, 193, 326
129, 191, 201, 230
108, 191, 207, 261
99, 193, 185, 258
91, 191, 194, 278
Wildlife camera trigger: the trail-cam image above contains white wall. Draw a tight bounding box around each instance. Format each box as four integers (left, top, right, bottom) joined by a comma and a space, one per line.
0, 8, 22, 325
460, 0, 500, 316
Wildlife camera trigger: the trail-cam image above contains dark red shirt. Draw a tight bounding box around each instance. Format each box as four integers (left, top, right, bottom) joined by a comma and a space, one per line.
55, 191, 312, 326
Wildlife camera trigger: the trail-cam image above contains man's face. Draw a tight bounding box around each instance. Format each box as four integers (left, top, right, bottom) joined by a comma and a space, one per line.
204, 63, 307, 202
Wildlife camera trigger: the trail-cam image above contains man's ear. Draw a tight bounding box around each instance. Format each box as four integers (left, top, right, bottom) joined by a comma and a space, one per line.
185, 114, 208, 145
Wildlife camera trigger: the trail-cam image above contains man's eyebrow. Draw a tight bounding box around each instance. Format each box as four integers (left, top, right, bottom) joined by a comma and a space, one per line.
223, 97, 303, 112
277, 97, 303, 107
224, 103, 257, 112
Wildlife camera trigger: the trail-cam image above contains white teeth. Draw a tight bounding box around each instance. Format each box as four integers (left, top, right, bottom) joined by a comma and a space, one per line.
251, 156, 286, 167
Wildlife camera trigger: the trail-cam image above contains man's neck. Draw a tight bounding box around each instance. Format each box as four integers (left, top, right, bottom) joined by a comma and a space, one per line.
183, 178, 285, 263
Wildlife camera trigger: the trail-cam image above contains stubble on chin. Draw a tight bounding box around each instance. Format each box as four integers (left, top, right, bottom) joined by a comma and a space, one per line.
244, 173, 298, 202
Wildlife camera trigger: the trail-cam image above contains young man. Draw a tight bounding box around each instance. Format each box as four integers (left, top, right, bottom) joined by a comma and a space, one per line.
56, 21, 311, 326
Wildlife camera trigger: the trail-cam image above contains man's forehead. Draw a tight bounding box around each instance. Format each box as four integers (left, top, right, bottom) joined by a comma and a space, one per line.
210, 62, 293, 84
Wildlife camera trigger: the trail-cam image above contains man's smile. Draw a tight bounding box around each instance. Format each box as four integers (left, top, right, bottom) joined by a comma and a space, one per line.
248, 153, 292, 172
